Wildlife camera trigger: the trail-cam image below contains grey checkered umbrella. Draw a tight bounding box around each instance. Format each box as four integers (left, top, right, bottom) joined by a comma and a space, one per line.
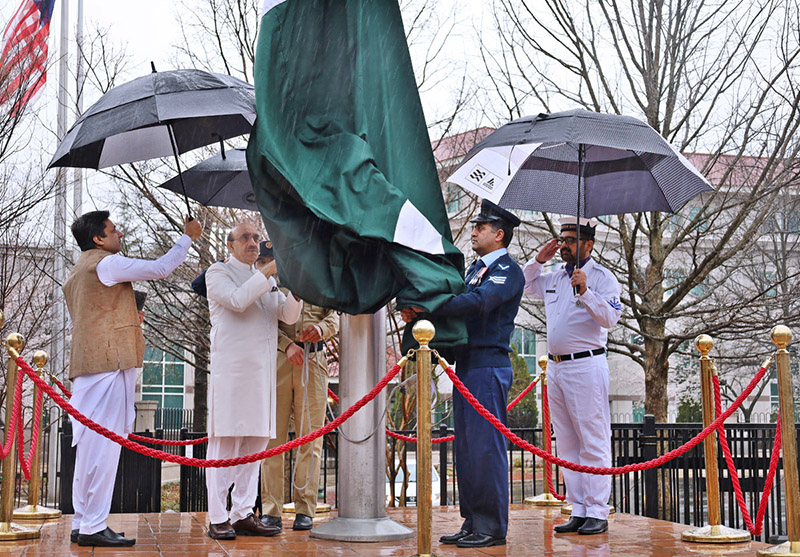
447, 109, 712, 218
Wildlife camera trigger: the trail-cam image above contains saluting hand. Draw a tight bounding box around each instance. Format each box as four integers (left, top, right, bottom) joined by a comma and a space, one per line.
259, 260, 277, 278
535, 238, 559, 263
571, 269, 587, 296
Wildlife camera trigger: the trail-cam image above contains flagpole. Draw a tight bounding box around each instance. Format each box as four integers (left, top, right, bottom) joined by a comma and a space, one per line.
50, 0, 69, 474
73, 0, 83, 222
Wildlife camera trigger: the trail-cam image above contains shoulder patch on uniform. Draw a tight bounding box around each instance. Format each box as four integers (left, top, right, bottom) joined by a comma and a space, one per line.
488, 276, 507, 284
607, 296, 622, 310
498, 264, 509, 270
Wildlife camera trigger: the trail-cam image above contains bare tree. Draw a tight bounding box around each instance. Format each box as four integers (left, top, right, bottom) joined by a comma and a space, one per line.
484, 0, 800, 422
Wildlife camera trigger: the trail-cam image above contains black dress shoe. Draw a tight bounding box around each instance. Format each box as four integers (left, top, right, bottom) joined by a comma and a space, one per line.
554, 516, 587, 533
439, 529, 470, 544
77, 527, 136, 547
455, 532, 506, 548
260, 515, 283, 529
578, 517, 608, 535
71, 528, 126, 543
292, 513, 313, 531
208, 520, 236, 540
232, 513, 281, 537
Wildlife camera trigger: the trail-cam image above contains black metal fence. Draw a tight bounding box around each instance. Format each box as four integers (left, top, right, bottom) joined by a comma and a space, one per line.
57, 417, 161, 514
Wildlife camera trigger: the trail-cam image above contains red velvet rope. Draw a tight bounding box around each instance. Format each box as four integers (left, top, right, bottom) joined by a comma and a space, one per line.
50, 374, 72, 399
542, 382, 566, 500
0, 366, 25, 460
16, 355, 402, 468
384, 376, 541, 444
17, 387, 44, 479
713, 374, 781, 536
442, 360, 770, 475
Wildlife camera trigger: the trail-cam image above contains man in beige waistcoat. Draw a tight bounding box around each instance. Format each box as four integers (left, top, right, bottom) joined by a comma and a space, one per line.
259, 275, 338, 532
63, 210, 202, 547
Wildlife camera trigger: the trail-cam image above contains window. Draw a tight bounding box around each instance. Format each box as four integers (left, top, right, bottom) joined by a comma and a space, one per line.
687, 206, 708, 232
142, 346, 186, 409
759, 271, 777, 298
510, 327, 537, 374
445, 185, 462, 213
664, 269, 685, 297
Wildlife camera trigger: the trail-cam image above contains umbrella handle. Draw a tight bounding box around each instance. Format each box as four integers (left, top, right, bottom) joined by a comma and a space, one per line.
166, 123, 193, 219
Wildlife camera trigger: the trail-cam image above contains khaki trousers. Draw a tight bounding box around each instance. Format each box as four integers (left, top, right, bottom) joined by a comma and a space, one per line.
261, 349, 328, 517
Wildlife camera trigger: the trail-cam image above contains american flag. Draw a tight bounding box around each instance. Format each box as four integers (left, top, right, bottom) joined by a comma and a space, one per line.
0, 0, 55, 116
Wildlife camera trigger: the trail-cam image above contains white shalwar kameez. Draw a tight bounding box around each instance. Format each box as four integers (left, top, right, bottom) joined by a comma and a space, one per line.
523, 258, 621, 520
205, 257, 301, 525
69, 235, 192, 535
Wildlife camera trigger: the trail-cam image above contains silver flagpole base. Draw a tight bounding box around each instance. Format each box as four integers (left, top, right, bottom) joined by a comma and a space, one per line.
309, 312, 412, 542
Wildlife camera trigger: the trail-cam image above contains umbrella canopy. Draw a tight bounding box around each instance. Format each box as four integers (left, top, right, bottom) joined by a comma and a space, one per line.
48, 68, 255, 170
447, 109, 713, 218
158, 148, 257, 211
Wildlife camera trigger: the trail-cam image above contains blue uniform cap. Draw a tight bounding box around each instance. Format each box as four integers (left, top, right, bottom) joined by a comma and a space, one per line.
258, 240, 274, 259
470, 199, 521, 228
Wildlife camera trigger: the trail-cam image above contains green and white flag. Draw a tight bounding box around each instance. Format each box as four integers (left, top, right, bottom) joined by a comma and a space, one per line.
248, 0, 467, 348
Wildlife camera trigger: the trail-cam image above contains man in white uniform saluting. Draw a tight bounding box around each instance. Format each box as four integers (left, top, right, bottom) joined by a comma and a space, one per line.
64, 210, 202, 547
523, 217, 622, 536
205, 222, 302, 540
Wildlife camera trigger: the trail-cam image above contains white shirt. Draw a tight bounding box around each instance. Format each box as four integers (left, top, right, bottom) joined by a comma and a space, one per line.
97, 235, 193, 286
523, 258, 622, 355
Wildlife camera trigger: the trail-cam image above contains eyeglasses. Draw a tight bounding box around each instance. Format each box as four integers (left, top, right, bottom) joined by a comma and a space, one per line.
234, 233, 261, 243
558, 237, 577, 245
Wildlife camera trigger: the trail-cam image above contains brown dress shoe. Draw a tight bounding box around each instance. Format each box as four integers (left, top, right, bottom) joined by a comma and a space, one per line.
232, 513, 281, 537
208, 520, 236, 540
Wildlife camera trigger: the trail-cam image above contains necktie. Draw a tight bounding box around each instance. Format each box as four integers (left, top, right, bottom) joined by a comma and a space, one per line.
467, 260, 485, 284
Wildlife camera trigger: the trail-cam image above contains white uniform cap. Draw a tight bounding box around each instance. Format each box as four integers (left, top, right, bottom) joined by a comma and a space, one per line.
558, 216, 599, 229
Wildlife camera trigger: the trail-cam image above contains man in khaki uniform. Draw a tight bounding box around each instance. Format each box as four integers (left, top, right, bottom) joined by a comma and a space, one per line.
260, 298, 339, 531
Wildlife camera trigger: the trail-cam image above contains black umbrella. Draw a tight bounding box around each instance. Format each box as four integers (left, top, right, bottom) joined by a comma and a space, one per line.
447, 109, 713, 293
48, 65, 256, 215
158, 148, 257, 211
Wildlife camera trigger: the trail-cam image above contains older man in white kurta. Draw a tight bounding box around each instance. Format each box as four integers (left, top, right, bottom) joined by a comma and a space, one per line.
205, 222, 302, 540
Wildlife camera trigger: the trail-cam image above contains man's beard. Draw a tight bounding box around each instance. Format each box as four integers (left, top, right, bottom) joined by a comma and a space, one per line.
560, 248, 576, 264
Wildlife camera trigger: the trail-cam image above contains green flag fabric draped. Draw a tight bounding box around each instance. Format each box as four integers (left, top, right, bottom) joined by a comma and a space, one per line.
247, 0, 467, 349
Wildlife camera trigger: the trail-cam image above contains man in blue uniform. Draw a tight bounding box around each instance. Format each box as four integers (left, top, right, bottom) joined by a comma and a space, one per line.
523, 217, 621, 535
402, 199, 524, 549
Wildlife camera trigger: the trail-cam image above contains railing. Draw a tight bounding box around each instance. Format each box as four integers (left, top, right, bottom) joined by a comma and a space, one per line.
52, 412, 799, 543
154, 408, 194, 455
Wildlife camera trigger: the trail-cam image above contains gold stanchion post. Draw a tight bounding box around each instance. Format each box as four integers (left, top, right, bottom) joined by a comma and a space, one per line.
0, 331, 40, 540
758, 326, 800, 556
682, 335, 750, 543
13, 351, 62, 521
412, 320, 434, 557
525, 355, 563, 507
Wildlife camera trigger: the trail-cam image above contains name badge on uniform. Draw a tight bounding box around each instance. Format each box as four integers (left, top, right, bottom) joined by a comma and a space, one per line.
545, 289, 556, 294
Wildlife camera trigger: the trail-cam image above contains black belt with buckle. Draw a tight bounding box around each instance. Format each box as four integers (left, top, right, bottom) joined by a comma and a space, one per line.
548, 348, 605, 362
299, 340, 325, 353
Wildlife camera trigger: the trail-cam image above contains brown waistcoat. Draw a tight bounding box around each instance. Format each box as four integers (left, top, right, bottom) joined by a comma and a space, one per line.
63, 249, 145, 378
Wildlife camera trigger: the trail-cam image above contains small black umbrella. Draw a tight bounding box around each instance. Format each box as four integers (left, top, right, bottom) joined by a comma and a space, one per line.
158, 148, 257, 211
48, 65, 256, 215
447, 109, 713, 292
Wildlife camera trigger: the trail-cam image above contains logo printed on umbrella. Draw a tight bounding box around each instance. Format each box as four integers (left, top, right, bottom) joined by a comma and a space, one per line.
466, 165, 503, 193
